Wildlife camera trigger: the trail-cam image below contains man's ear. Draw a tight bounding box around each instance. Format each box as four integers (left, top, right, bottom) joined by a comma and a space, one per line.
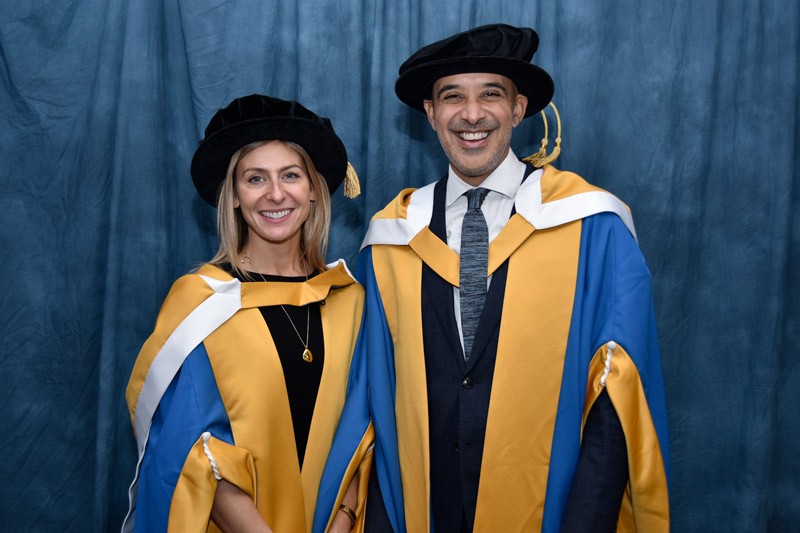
423, 99, 436, 130
512, 94, 528, 127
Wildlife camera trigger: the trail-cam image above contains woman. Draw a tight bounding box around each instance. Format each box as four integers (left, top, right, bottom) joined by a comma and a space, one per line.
123, 95, 372, 533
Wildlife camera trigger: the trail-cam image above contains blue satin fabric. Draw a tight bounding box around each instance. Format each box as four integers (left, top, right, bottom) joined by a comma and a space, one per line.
543, 213, 668, 531
314, 248, 405, 533
135, 344, 233, 532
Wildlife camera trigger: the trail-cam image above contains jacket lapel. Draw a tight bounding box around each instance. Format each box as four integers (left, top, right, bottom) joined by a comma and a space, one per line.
464, 262, 508, 373
424, 176, 468, 372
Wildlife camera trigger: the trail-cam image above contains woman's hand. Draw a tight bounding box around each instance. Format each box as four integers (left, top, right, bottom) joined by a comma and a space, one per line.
210, 479, 273, 533
329, 510, 355, 533
329, 471, 360, 532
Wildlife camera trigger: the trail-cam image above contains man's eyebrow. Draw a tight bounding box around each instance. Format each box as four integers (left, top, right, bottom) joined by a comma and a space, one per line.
435, 84, 461, 99
434, 81, 508, 99
483, 81, 507, 92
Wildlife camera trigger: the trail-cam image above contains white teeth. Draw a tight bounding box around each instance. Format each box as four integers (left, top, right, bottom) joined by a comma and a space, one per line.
261, 209, 291, 219
459, 131, 489, 141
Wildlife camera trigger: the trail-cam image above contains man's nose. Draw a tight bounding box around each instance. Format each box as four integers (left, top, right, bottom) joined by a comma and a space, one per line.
460, 96, 485, 123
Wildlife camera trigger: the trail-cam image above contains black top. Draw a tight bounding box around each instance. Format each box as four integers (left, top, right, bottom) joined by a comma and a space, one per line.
226, 266, 324, 469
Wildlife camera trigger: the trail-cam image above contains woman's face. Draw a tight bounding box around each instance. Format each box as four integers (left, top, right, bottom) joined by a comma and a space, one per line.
233, 141, 316, 252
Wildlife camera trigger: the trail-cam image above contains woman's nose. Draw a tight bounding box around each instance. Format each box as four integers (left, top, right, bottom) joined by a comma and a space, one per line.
264, 180, 285, 202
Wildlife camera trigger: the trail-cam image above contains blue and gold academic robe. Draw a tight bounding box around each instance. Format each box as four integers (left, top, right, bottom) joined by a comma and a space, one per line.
318, 165, 670, 532
124, 262, 373, 533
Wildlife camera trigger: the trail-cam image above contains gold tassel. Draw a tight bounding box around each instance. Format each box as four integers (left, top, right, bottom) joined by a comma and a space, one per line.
523, 101, 562, 168
343, 162, 361, 199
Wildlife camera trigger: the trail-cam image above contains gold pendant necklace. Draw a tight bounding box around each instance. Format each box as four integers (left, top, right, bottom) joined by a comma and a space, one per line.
254, 269, 313, 363
280, 304, 313, 363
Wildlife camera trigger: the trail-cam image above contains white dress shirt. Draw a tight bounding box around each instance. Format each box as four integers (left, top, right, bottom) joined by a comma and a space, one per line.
445, 149, 528, 348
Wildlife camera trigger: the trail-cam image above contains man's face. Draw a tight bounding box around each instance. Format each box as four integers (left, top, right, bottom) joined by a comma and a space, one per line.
423, 72, 528, 186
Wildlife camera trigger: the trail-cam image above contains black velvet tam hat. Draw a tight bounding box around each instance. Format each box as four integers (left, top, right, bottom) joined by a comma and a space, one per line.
191, 94, 350, 206
395, 23, 554, 117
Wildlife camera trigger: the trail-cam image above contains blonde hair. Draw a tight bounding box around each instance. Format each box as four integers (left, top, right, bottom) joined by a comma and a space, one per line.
208, 140, 332, 278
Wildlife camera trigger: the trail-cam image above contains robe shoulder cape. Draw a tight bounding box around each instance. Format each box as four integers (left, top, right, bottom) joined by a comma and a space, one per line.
320, 165, 670, 532
124, 261, 373, 533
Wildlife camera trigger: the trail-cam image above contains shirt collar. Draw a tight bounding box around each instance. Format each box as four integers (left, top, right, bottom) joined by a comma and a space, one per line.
445, 149, 526, 207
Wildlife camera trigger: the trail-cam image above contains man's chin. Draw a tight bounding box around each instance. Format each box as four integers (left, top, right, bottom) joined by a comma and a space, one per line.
452, 160, 498, 179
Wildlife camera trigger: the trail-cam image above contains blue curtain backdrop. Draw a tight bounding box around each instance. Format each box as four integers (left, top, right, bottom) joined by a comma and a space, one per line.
1, 0, 797, 530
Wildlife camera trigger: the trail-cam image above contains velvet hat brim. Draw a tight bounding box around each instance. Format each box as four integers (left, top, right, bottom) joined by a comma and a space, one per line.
395, 24, 554, 117
191, 95, 347, 206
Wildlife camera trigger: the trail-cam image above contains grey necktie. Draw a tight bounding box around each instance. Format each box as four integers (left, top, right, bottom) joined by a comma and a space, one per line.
459, 187, 490, 361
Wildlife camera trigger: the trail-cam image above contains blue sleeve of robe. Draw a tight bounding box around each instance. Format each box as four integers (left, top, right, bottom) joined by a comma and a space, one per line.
134, 344, 233, 532
314, 248, 406, 533
543, 212, 669, 531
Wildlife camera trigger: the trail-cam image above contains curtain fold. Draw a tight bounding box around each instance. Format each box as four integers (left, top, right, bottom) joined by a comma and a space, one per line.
1, 0, 797, 530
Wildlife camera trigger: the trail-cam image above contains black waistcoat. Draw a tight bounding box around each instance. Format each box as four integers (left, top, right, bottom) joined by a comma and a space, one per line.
422, 167, 533, 532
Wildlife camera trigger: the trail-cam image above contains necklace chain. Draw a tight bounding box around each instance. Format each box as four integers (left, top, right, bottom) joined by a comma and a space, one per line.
279, 305, 310, 353
254, 269, 313, 363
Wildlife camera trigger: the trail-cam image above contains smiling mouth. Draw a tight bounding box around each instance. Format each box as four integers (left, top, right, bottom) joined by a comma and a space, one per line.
457, 131, 490, 141
260, 209, 292, 219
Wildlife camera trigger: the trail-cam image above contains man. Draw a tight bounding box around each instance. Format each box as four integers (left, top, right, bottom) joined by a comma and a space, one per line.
317, 23, 669, 532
